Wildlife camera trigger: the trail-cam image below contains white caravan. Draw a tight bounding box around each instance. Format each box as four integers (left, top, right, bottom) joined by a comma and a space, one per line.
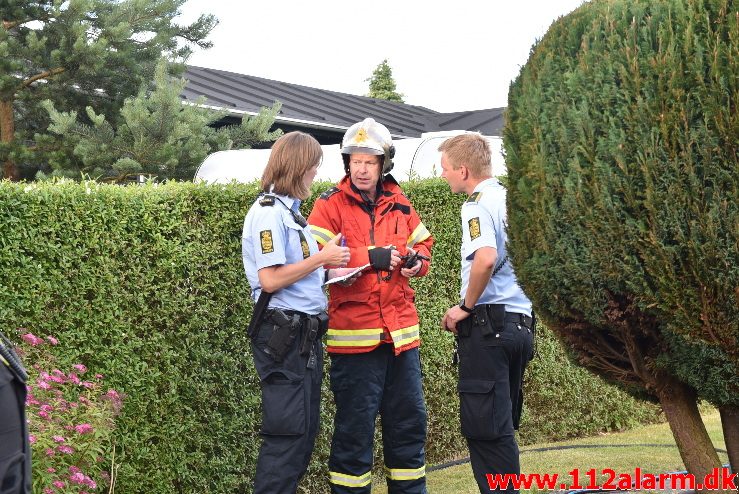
194, 132, 505, 184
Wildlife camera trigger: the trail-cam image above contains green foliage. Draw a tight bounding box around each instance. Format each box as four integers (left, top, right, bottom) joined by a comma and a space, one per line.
0, 179, 659, 493
41, 61, 283, 182
366, 59, 404, 102
505, 0, 738, 405
41, 61, 226, 181
0, 0, 217, 179
222, 101, 284, 150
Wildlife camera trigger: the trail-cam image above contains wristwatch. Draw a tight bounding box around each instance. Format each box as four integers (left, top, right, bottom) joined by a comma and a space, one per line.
459, 302, 474, 314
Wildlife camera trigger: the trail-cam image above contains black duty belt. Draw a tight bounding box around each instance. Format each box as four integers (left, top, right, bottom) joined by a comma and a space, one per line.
265, 308, 324, 322
476, 304, 532, 327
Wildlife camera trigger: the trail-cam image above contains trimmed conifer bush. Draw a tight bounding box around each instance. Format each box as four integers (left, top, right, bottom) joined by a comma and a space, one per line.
505, 0, 738, 479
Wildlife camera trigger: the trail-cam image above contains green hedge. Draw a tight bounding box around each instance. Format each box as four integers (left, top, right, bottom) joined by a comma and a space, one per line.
0, 179, 659, 493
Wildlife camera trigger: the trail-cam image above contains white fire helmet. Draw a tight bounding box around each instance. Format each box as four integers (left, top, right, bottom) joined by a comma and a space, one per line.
340, 118, 395, 174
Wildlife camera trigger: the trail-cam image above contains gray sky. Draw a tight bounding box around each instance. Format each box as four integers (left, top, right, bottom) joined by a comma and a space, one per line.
177, 0, 586, 113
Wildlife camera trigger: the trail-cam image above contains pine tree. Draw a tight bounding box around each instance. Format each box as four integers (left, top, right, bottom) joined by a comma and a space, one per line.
505, 0, 738, 483
43, 61, 282, 182
0, 0, 217, 180
366, 59, 404, 102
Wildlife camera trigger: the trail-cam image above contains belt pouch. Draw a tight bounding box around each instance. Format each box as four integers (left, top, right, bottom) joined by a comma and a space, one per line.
316, 312, 329, 336
473, 305, 494, 337
300, 317, 318, 356
487, 304, 506, 333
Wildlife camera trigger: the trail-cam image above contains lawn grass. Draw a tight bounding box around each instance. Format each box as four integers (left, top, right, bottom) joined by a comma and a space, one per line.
371, 410, 727, 493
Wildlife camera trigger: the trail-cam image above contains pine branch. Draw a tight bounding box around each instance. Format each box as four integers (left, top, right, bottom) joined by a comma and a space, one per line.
2, 20, 22, 30
22, 68, 66, 88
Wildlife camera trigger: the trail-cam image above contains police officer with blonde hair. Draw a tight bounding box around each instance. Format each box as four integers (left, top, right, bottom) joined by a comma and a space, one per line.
242, 131, 353, 494
439, 133, 534, 494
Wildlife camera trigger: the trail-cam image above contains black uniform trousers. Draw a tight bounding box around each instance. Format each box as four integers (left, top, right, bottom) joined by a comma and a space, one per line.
0, 362, 31, 494
328, 344, 427, 494
250, 318, 323, 494
456, 307, 533, 494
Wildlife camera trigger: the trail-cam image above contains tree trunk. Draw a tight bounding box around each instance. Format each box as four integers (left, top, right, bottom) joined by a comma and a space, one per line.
719, 404, 739, 473
656, 378, 728, 494
0, 99, 19, 181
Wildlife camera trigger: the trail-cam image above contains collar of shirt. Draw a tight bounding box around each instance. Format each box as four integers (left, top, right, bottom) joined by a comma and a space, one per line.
268, 190, 300, 212
473, 178, 498, 194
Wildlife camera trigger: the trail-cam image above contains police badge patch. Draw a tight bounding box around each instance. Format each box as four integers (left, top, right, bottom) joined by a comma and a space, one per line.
468, 217, 481, 240
260, 230, 274, 253
300, 237, 310, 259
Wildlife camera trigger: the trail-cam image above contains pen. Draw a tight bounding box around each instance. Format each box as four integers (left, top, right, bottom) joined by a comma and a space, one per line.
341, 235, 346, 247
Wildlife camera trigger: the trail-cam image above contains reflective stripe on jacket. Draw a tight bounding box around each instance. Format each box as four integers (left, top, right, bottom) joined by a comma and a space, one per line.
308, 175, 433, 355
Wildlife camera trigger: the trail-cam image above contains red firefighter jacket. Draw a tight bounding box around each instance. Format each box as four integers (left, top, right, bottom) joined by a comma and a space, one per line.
308, 176, 434, 355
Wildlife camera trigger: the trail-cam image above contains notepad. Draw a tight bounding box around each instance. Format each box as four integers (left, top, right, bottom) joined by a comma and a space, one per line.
324, 263, 371, 285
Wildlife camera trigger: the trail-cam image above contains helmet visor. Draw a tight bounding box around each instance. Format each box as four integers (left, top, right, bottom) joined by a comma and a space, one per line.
341, 146, 384, 156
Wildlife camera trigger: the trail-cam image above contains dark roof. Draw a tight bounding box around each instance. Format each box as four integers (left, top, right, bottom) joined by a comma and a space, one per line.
182, 65, 504, 138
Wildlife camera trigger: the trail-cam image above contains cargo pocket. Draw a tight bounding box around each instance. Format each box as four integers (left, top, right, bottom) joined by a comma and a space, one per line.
259, 369, 305, 436
0, 452, 25, 494
458, 379, 497, 440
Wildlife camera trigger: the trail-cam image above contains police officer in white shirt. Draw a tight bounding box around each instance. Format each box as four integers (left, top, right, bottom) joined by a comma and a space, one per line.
439, 133, 534, 494
242, 132, 351, 494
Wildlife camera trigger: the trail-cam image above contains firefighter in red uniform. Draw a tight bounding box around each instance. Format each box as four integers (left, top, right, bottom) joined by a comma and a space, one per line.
308, 118, 433, 494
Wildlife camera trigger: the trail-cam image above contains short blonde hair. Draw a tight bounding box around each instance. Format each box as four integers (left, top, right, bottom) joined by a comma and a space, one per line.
261, 132, 322, 199
438, 133, 492, 178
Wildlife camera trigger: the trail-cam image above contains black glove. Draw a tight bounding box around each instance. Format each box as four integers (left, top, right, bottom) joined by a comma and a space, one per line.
368, 247, 392, 271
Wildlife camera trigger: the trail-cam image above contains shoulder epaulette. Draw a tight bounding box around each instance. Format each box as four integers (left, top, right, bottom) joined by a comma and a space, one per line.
319, 187, 340, 200
259, 194, 275, 206
467, 191, 482, 203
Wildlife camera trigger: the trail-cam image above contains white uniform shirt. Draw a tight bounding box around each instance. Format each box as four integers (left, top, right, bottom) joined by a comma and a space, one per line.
242, 193, 327, 314
460, 178, 532, 316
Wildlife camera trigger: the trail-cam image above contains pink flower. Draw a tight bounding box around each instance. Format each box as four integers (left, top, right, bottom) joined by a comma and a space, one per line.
95, 373, 104, 379
69, 466, 81, 474
21, 333, 43, 346
44, 488, 54, 494
40, 404, 53, 413
47, 467, 56, 473
68, 373, 81, 385
57, 445, 74, 454
53, 480, 65, 488
52, 435, 66, 443
72, 363, 88, 373
75, 423, 94, 435
45, 448, 55, 457
38, 410, 50, 420
85, 477, 97, 489
46, 335, 59, 345
81, 381, 95, 389
69, 472, 86, 484
37, 380, 51, 390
